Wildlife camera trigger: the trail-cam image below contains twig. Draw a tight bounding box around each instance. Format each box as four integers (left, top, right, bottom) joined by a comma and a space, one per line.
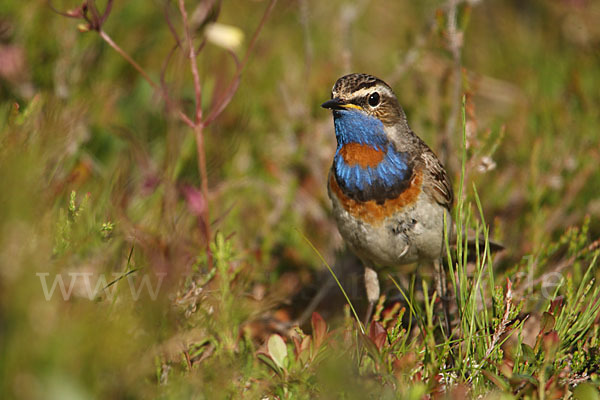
183, 349, 193, 370
98, 29, 194, 127
241, 0, 277, 67
160, 44, 179, 104
99, 0, 114, 26
177, 0, 211, 246
86, 0, 102, 28
195, 38, 207, 55
50, 0, 278, 264
203, 0, 278, 126
163, 1, 182, 47
178, 0, 203, 125
48, 0, 195, 127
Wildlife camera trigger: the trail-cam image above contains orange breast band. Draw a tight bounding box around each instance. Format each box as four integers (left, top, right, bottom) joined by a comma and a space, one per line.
339, 143, 385, 168
329, 169, 422, 225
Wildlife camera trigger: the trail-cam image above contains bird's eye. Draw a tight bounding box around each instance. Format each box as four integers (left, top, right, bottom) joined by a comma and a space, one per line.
367, 92, 380, 107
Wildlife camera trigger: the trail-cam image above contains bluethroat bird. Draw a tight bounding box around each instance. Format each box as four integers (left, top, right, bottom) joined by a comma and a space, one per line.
322, 73, 454, 325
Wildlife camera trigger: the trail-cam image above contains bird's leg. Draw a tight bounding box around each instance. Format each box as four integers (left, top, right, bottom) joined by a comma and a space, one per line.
364, 267, 380, 326
434, 258, 451, 335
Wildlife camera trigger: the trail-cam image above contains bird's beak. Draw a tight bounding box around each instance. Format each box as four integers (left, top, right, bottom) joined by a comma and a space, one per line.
321, 98, 345, 110
321, 98, 362, 111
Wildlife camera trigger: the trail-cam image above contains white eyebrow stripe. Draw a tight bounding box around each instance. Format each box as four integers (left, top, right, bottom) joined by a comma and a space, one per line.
349, 86, 393, 99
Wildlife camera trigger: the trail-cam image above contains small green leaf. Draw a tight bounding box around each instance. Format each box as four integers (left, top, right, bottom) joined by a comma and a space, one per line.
521, 343, 535, 364
267, 334, 288, 370
257, 353, 281, 375
482, 370, 510, 392
573, 383, 600, 400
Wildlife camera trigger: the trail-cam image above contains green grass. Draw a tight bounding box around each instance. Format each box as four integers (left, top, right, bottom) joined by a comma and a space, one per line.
1, 0, 600, 398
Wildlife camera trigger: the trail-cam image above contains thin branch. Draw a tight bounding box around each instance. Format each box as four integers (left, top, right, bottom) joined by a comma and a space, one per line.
98, 29, 194, 127
195, 38, 207, 56
239, 0, 277, 72
164, 0, 182, 48
85, 0, 102, 30
160, 44, 180, 109
47, 1, 84, 18
193, 124, 211, 244
100, 0, 114, 25
98, 29, 160, 91
206, 49, 240, 117
204, 78, 241, 126
225, 48, 241, 71
177, 0, 211, 251
178, 0, 203, 124
203, 0, 277, 125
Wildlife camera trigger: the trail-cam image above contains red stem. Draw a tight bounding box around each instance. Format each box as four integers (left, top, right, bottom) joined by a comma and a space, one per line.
98, 29, 195, 128
89, 0, 277, 260
178, 0, 211, 249
177, 0, 203, 125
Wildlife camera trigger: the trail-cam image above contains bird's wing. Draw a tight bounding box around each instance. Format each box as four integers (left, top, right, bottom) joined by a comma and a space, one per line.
418, 144, 454, 211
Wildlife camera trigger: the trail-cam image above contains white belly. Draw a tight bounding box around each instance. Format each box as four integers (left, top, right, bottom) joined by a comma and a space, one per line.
330, 191, 450, 268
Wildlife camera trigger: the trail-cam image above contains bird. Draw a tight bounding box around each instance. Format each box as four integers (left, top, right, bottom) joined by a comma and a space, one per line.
322, 73, 454, 327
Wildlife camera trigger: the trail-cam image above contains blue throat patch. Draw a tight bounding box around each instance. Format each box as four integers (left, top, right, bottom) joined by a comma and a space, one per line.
332, 109, 413, 202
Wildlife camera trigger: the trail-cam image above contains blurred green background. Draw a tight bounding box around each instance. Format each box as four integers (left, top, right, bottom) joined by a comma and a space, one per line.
1, 0, 600, 398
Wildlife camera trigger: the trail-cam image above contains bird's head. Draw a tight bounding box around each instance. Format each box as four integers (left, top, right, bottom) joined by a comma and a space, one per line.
322, 73, 408, 134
